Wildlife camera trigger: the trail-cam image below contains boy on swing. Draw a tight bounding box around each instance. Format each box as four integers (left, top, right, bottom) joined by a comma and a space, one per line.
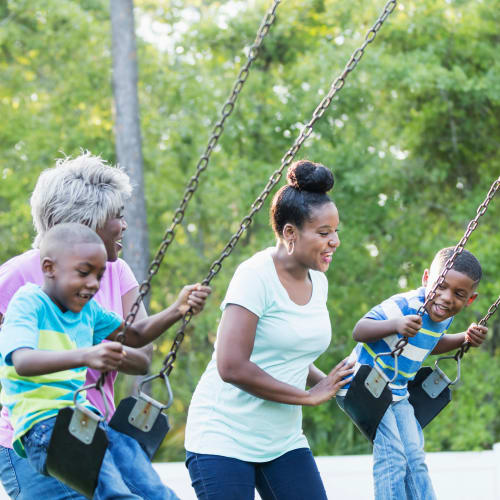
337, 247, 488, 500
0, 223, 211, 499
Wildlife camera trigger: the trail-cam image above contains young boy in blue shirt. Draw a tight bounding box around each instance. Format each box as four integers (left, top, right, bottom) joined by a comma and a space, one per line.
0, 223, 211, 500
337, 247, 488, 500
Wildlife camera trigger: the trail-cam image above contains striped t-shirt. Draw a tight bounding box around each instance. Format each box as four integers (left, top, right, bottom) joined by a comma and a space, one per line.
338, 287, 453, 401
0, 283, 122, 456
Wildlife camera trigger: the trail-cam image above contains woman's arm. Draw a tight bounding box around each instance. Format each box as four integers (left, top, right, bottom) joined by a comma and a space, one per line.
216, 304, 353, 406
118, 286, 153, 375
353, 316, 422, 342
108, 284, 211, 348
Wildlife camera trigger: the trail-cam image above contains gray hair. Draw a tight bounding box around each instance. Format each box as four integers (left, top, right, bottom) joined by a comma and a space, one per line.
31, 151, 132, 248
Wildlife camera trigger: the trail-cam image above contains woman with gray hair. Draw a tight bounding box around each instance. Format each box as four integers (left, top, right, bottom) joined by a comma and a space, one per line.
0, 152, 206, 499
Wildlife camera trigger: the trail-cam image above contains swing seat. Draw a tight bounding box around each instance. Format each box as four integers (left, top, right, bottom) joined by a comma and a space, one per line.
46, 407, 108, 500
342, 364, 393, 442
408, 366, 451, 429
110, 371, 173, 459
109, 395, 170, 460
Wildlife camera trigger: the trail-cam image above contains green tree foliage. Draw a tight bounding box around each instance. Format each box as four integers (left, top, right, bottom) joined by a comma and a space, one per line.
1, 0, 499, 461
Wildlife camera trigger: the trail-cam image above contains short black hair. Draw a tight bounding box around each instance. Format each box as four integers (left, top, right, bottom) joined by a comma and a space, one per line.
40, 222, 104, 260
431, 247, 482, 284
270, 160, 335, 236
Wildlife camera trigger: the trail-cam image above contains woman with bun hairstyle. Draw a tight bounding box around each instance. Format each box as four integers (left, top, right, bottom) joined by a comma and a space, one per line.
184, 160, 354, 499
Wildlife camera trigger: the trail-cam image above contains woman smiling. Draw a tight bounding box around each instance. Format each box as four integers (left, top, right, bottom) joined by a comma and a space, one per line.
184, 160, 354, 500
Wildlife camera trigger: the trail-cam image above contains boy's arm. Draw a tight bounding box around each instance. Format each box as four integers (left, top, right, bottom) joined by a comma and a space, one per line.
11, 343, 125, 376
107, 284, 211, 348
353, 315, 422, 342
431, 323, 488, 355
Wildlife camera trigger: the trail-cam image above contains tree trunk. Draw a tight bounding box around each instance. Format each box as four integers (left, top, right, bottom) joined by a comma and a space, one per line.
110, 0, 150, 304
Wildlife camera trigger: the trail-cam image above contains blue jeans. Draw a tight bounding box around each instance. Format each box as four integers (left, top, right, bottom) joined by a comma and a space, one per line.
22, 417, 179, 500
0, 444, 85, 499
373, 398, 436, 500
337, 396, 436, 500
185, 448, 327, 500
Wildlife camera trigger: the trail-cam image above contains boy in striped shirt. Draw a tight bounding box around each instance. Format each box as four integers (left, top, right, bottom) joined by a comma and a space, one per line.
337, 247, 488, 500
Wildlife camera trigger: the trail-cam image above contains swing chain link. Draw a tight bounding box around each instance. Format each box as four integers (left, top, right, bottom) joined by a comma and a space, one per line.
162, 0, 399, 376
453, 294, 500, 361
479, 295, 500, 327
391, 177, 500, 359
454, 342, 470, 361
113, 0, 281, 347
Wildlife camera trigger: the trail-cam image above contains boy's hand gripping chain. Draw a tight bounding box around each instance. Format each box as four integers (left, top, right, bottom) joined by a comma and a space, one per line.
409, 293, 500, 428
343, 175, 500, 440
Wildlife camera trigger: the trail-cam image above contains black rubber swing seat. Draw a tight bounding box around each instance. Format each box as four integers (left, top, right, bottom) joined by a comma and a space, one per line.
109, 395, 170, 460
109, 372, 173, 460
46, 407, 108, 500
408, 366, 452, 429
342, 364, 393, 442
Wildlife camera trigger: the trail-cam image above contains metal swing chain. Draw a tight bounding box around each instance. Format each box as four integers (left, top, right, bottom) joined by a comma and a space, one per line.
391, 176, 500, 359
160, 0, 399, 377
90, 1, 281, 393
478, 296, 500, 327
110, 0, 281, 349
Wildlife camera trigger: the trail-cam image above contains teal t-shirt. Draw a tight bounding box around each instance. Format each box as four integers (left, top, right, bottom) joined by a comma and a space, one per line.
185, 248, 332, 461
0, 283, 122, 456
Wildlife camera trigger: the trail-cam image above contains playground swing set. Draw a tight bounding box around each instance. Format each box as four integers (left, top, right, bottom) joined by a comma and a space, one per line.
15, 0, 496, 498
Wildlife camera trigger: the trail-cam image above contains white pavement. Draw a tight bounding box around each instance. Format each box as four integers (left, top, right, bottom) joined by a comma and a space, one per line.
0, 443, 499, 499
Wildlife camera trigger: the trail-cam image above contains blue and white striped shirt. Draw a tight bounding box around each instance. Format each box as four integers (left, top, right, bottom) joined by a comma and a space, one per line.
339, 287, 453, 400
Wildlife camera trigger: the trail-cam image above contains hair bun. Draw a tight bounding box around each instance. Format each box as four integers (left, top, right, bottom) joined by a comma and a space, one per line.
286, 160, 334, 193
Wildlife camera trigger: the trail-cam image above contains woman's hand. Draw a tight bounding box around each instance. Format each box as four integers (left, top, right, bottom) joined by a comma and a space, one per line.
305, 358, 355, 406
175, 284, 212, 315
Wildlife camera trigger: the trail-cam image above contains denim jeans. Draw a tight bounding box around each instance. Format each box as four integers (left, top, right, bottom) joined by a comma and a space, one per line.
337, 395, 436, 500
22, 416, 180, 500
185, 448, 327, 500
0, 444, 85, 499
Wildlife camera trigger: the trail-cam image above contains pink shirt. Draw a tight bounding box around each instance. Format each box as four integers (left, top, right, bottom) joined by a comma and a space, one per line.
0, 249, 138, 448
